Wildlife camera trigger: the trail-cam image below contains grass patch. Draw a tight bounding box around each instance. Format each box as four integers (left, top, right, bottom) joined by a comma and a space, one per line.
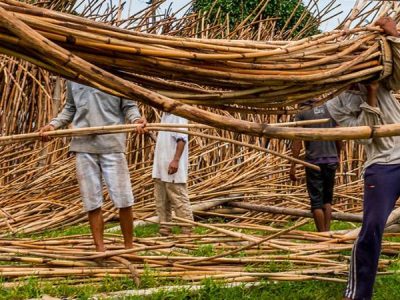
2, 222, 400, 299
383, 234, 400, 243
1, 271, 400, 299
124, 279, 345, 300
191, 244, 216, 257
193, 226, 208, 235
8, 224, 92, 240
134, 224, 159, 238
298, 220, 356, 232
0, 277, 98, 300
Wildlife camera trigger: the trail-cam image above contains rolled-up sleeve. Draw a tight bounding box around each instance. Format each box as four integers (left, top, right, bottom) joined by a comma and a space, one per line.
121, 99, 141, 123
172, 131, 188, 143
170, 116, 189, 142
383, 37, 400, 91
326, 92, 383, 145
49, 83, 76, 129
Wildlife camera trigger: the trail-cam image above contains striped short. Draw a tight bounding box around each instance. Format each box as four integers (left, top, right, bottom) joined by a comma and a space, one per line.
75, 152, 134, 212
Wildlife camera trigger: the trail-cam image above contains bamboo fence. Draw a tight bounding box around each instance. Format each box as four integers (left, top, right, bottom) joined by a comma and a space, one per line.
0, 0, 398, 292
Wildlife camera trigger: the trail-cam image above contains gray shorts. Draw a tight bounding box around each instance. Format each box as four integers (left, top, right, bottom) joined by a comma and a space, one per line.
75, 153, 134, 212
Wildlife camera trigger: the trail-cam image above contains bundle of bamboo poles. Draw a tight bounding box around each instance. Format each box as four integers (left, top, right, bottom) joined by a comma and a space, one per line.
0, 0, 398, 139
0, 0, 392, 111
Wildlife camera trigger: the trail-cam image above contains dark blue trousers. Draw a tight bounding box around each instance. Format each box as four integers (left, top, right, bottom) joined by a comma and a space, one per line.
345, 164, 400, 300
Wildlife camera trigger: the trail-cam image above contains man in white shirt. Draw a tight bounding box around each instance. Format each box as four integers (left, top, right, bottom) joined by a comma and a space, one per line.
152, 112, 193, 235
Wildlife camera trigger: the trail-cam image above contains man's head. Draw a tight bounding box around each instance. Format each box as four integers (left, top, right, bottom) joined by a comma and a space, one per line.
299, 98, 318, 110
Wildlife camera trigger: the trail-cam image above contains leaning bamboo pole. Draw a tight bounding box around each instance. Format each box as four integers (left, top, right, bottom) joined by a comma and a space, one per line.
0, 119, 331, 145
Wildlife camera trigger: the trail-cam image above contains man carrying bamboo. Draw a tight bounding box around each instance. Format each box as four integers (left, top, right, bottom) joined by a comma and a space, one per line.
326, 16, 400, 300
152, 112, 193, 235
290, 103, 340, 232
40, 82, 146, 252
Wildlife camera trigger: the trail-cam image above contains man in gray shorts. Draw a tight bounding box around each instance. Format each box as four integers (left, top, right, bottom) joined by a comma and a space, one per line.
40, 81, 146, 252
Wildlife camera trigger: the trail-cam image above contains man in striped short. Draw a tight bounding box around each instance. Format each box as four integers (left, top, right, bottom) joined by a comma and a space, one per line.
40, 82, 146, 252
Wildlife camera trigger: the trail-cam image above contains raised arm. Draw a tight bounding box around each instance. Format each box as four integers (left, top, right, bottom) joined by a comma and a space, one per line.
366, 81, 379, 107
326, 89, 381, 145
376, 17, 400, 91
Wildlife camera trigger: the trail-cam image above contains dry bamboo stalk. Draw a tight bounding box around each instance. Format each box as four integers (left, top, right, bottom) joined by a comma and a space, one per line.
229, 202, 363, 222
0, 119, 331, 144
0, 124, 321, 170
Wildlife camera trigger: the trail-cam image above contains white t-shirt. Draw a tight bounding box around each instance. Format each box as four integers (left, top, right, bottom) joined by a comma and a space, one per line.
152, 113, 189, 183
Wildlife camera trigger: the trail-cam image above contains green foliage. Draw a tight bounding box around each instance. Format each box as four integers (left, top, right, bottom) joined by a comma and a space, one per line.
138, 279, 345, 300
140, 265, 160, 288
193, 0, 320, 37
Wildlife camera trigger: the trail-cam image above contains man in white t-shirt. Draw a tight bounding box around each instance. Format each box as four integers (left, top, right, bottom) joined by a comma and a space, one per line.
152, 112, 193, 235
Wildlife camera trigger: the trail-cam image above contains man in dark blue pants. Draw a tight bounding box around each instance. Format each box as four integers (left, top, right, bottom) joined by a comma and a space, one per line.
327, 17, 400, 300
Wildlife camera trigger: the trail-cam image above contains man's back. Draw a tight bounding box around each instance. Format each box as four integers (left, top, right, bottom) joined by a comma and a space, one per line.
295, 104, 338, 163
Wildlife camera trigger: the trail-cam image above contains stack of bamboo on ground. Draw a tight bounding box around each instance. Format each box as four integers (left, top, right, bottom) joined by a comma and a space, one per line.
0, 219, 399, 290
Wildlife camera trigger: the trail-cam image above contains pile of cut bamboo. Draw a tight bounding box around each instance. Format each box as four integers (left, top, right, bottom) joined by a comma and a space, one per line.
0, 0, 391, 107
0, 220, 398, 292
0, 128, 366, 235
1, 0, 398, 293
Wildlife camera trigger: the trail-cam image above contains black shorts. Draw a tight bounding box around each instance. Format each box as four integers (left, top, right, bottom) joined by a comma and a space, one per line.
305, 163, 338, 210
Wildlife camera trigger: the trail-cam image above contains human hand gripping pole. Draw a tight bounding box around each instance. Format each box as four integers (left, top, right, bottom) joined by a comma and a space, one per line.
38, 124, 55, 142
133, 117, 147, 134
